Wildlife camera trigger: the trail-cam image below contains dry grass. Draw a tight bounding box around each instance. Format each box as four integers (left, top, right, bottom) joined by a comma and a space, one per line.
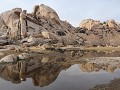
84, 46, 120, 51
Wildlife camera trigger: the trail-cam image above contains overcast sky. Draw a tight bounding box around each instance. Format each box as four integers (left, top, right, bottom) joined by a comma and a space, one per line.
0, 0, 120, 26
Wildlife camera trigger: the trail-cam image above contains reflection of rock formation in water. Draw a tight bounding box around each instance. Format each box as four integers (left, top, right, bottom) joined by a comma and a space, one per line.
61, 50, 120, 73
66, 51, 120, 73
31, 62, 70, 87
69, 50, 120, 73
79, 62, 118, 73
79, 63, 99, 72
0, 54, 72, 87
90, 78, 120, 90
0, 64, 21, 84
79, 57, 120, 73
0, 50, 120, 86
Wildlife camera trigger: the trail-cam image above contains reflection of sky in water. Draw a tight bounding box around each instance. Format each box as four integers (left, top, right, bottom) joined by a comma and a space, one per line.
0, 64, 120, 90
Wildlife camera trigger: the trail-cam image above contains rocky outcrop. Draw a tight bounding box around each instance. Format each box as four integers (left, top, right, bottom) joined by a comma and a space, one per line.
33, 4, 60, 24
1, 4, 120, 47
79, 19, 101, 30
78, 19, 120, 46
0, 8, 22, 40
0, 4, 78, 47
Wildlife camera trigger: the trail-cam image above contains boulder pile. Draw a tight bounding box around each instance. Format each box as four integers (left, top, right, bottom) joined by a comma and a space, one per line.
0, 4, 78, 47
0, 4, 120, 47
77, 19, 120, 46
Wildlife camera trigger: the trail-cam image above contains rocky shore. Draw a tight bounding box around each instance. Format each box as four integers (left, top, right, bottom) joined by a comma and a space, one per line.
0, 4, 120, 68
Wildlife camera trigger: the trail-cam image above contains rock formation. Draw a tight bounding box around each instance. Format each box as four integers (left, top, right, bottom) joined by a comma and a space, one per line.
0, 4, 120, 47
78, 19, 120, 46
0, 50, 120, 86
0, 4, 77, 47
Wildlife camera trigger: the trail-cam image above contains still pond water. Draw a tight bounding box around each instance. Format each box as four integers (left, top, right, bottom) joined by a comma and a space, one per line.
0, 51, 120, 90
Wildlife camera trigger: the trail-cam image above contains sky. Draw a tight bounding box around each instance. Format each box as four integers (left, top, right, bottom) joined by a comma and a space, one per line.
0, 0, 120, 27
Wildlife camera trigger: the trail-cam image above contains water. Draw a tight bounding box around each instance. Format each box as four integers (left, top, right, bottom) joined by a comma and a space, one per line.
1, 51, 120, 90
